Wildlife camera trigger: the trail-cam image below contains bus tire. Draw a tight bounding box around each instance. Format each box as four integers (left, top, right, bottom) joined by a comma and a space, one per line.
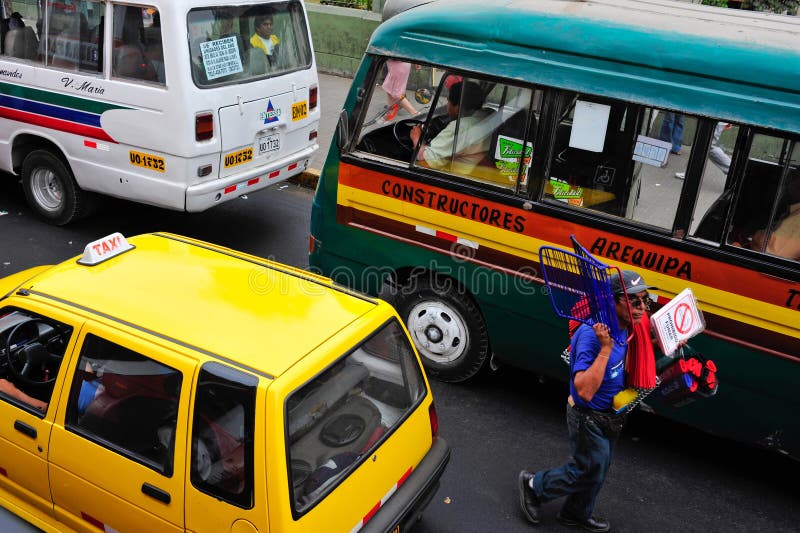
392, 277, 489, 383
21, 150, 88, 225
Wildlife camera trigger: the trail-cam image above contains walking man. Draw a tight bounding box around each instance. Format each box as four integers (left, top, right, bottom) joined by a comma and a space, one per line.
518, 270, 656, 532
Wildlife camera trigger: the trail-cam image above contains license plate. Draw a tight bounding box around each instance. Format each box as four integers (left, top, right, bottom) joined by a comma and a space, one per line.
257, 133, 280, 155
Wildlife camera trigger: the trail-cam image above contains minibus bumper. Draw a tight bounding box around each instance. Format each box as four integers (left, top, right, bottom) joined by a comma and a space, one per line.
185, 145, 317, 212
362, 436, 450, 533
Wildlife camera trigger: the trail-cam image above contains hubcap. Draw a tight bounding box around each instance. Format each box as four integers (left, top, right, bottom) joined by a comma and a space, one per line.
407, 301, 469, 364
30, 167, 63, 212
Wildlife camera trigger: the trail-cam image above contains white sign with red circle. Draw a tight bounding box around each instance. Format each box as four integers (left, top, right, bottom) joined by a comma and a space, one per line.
650, 288, 705, 356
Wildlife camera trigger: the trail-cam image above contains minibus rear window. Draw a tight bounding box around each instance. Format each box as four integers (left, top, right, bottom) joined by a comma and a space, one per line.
187, 2, 312, 87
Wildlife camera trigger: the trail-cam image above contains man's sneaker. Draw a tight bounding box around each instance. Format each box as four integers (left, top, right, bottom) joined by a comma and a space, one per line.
518, 470, 541, 524
675, 172, 685, 180
556, 511, 610, 532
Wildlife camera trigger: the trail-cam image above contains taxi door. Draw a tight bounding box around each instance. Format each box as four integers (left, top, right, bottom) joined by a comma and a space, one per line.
0, 301, 81, 524
48, 322, 196, 533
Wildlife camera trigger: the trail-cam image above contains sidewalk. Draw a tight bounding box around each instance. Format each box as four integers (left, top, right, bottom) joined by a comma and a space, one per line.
291, 72, 354, 189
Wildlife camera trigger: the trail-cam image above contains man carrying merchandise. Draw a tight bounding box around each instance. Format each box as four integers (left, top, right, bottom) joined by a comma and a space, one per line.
518, 270, 655, 533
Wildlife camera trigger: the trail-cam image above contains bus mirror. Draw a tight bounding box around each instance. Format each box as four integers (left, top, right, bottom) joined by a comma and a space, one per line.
336, 109, 350, 150
415, 87, 432, 105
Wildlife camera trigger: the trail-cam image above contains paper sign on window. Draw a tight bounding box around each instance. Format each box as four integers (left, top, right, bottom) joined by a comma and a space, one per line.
568, 101, 610, 152
633, 135, 672, 167
201, 36, 244, 80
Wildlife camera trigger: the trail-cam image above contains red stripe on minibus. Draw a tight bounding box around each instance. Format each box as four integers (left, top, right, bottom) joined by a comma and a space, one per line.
0, 106, 116, 143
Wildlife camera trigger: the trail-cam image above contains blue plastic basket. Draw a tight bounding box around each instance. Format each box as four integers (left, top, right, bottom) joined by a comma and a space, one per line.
538, 243, 626, 346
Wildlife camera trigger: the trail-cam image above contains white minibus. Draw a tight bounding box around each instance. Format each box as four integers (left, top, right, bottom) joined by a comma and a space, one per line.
1, 0, 319, 224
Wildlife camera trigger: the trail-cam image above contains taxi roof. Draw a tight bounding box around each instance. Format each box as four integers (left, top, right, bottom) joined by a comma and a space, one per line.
15, 233, 378, 378
370, 0, 800, 134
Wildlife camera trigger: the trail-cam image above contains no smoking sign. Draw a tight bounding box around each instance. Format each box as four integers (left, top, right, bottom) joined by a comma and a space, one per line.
651, 288, 705, 356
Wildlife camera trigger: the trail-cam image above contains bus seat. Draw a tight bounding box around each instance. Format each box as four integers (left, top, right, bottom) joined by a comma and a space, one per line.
5, 27, 39, 60
247, 48, 269, 75
113, 44, 156, 81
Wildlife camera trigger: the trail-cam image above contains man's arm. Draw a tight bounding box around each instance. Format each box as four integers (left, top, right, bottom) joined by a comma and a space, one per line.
573, 323, 613, 402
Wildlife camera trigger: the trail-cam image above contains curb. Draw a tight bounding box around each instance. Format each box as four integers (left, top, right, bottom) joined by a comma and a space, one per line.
289, 168, 321, 190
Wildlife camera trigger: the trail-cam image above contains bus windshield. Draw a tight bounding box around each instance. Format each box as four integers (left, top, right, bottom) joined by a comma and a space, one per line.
188, 2, 312, 87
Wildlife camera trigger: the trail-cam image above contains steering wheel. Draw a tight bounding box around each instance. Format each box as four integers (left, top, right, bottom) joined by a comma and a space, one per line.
4, 318, 64, 386
393, 118, 425, 152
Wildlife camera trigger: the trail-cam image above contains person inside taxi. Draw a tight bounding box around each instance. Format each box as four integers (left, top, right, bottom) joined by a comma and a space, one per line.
410, 80, 493, 171
0, 378, 48, 411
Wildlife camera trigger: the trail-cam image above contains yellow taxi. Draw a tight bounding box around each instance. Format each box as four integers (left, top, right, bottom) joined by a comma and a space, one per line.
0, 232, 449, 533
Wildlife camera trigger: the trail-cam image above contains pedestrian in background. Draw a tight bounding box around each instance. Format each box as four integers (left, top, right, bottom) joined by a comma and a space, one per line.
518, 271, 656, 533
382, 60, 419, 120
659, 112, 684, 155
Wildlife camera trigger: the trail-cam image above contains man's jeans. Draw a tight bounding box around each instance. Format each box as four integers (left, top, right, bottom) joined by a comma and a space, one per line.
532, 403, 618, 520
659, 112, 684, 153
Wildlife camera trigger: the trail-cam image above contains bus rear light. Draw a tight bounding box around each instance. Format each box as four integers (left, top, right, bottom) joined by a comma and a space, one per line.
429, 403, 439, 438
197, 164, 212, 177
309, 130, 318, 141
309, 235, 316, 254
309, 85, 318, 111
195, 112, 214, 141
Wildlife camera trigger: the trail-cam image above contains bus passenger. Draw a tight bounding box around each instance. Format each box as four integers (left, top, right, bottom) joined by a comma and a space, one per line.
250, 12, 279, 66
410, 80, 492, 171
751, 202, 800, 261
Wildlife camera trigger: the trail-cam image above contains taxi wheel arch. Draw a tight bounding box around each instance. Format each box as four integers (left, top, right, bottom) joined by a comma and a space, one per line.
384, 274, 490, 383
21, 149, 91, 225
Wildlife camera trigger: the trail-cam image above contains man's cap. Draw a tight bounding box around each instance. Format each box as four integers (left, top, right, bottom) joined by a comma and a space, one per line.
610, 270, 657, 295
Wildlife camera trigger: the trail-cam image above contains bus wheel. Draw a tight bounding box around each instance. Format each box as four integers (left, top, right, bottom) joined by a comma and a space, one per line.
21, 150, 88, 225
394, 278, 489, 382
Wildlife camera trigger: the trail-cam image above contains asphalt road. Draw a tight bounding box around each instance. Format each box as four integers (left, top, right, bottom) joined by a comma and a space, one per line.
1, 174, 800, 533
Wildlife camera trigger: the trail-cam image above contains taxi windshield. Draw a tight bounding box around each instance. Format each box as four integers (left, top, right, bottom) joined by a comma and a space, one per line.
187, 1, 312, 87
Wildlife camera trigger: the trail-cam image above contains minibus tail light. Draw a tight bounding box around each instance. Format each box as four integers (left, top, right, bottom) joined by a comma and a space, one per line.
195, 112, 214, 141
309, 86, 318, 111
429, 403, 439, 438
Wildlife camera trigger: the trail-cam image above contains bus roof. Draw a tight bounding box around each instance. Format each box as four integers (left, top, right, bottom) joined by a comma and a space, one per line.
369, 0, 800, 133
18, 233, 377, 378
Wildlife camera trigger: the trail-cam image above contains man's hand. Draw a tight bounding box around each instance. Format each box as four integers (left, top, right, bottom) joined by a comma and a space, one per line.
593, 323, 613, 349
410, 125, 422, 148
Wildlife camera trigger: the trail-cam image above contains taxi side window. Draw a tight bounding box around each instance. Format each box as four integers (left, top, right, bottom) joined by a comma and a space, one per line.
286, 320, 425, 515
65, 334, 182, 475
0, 307, 73, 414
190, 362, 257, 509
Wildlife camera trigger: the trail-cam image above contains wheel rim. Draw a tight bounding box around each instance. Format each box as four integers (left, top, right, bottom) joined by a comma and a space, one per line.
406, 301, 469, 364
30, 167, 64, 212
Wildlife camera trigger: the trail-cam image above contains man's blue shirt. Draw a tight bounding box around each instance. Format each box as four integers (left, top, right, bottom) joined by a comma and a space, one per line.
569, 323, 626, 411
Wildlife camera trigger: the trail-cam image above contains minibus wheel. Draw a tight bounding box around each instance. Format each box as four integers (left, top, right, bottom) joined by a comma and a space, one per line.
393, 277, 489, 382
21, 149, 89, 225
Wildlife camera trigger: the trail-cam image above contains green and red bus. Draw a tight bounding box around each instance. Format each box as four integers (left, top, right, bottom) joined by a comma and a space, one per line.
310, 0, 800, 458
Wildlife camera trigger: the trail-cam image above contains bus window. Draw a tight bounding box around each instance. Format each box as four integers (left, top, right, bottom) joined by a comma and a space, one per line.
112, 4, 160, 83
48, 0, 103, 73
414, 76, 538, 192
728, 134, 800, 262
544, 96, 699, 231
690, 122, 740, 241
188, 2, 312, 87
353, 63, 539, 192
1, 2, 40, 61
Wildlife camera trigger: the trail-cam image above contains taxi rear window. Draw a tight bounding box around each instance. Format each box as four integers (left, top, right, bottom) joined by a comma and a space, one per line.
286, 319, 426, 514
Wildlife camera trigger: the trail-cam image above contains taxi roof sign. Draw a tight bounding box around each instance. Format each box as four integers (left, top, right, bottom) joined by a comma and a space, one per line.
77, 233, 134, 266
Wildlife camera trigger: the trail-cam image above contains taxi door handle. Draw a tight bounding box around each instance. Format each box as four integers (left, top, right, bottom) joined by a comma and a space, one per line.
14, 420, 37, 439
142, 483, 171, 504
